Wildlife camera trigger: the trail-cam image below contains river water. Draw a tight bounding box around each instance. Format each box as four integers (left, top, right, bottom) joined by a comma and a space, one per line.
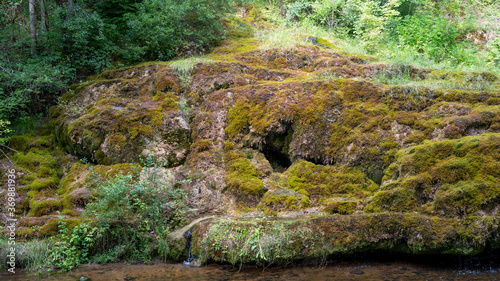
1, 255, 500, 281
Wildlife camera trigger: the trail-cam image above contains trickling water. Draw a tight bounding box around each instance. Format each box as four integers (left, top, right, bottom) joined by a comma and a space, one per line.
183, 228, 194, 266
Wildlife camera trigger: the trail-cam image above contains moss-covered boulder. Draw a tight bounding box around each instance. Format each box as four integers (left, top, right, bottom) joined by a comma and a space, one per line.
367, 133, 500, 217
55, 63, 191, 166
190, 214, 500, 265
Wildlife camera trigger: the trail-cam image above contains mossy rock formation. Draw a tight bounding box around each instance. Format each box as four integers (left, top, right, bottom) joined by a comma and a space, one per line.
54, 64, 191, 167
3, 38, 500, 264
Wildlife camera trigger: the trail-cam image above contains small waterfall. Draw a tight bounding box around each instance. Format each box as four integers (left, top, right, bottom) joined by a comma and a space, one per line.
183, 228, 194, 266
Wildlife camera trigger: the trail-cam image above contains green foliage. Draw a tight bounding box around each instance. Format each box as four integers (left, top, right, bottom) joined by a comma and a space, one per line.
43, 3, 116, 77
285, 0, 313, 22
0, 237, 54, 272
0, 58, 67, 134
125, 0, 231, 61
200, 219, 316, 266
396, 13, 468, 62
355, 0, 402, 51
85, 157, 189, 230
486, 36, 500, 68
82, 154, 190, 262
49, 221, 99, 272
0, 120, 12, 145
309, 0, 361, 34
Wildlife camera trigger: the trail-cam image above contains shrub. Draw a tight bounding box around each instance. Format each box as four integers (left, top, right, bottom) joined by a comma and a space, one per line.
85, 163, 189, 231
125, 0, 231, 61
43, 3, 116, 78
81, 154, 190, 261
0, 58, 67, 135
310, 0, 361, 34
355, 0, 401, 52
49, 221, 98, 272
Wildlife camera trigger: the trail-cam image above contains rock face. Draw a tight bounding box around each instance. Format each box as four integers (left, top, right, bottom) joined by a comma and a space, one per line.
6, 38, 500, 264
54, 64, 191, 167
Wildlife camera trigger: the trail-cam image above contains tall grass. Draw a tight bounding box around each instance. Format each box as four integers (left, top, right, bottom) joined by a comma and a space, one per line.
170, 57, 214, 88
0, 237, 54, 272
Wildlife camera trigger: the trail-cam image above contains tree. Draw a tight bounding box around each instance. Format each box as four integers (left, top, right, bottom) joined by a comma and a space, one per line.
40, 0, 47, 32
68, 0, 74, 15
29, 0, 36, 57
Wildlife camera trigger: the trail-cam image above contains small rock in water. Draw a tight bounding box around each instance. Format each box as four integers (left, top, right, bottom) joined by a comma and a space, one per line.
189, 259, 202, 267
79, 277, 91, 281
350, 269, 364, 275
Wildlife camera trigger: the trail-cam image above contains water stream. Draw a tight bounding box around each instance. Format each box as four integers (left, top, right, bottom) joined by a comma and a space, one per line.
1, 253, 499, 281
183, 228, 195, 266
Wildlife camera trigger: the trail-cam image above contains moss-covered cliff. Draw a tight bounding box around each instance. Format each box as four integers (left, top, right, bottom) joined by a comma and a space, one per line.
2, 6, 500, 268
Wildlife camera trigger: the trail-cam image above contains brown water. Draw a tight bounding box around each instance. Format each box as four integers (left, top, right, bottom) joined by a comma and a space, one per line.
1, 260, 499, 281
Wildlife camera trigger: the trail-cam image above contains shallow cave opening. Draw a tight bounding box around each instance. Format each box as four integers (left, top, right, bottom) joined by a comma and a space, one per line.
260, 127, 293, 172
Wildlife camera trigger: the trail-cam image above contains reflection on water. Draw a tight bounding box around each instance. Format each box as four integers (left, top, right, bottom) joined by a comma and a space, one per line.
2, 254, 499, 281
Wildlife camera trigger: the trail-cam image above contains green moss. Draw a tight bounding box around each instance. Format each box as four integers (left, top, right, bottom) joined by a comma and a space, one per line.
195, 139, 212, 152
365, 188, 418, 213
94, 149, 111, 165
225, 100, 250, 139
27, 198, 63, 217
375, 133, 500, 217
16, 227, 36, 240
39, 218, 81, 237
260, 189, 309, 212
156, 75, 180, 93
193, 214, 499, 265
324, 199, 357, 215
9, 135, 31, 151
107, 133, 127, 149
283, 160, 378, 201
433, 178, 500, 217
316, 38, 337, 49
224, 145, 264, 197
30, 178, 58, 191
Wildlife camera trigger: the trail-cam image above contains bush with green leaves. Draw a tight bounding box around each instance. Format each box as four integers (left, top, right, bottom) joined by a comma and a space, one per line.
309, 0, 361, 34
0, 120, 12, 145
43, 3, 116, 79
486, 36, 500, 68
355, 0, 402, 52
49, 221, 99, 272
81, 154, 190, 261
125, 0, 231, 61
84, 167, 189, 230
396, 13, 466, 62
0, 57, 67, 135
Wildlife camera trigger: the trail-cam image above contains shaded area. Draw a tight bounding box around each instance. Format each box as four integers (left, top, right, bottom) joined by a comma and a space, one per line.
261, 126, 293, 171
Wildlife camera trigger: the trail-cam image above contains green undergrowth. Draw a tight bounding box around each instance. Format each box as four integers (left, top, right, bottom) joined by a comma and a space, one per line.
0, 237, 54, 272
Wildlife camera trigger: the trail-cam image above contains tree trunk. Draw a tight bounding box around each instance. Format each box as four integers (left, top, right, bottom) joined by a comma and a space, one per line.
40, 0, 47, 32
29, 0, 36, 57
68, 0, 73, 15
280, 0, 286, 18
